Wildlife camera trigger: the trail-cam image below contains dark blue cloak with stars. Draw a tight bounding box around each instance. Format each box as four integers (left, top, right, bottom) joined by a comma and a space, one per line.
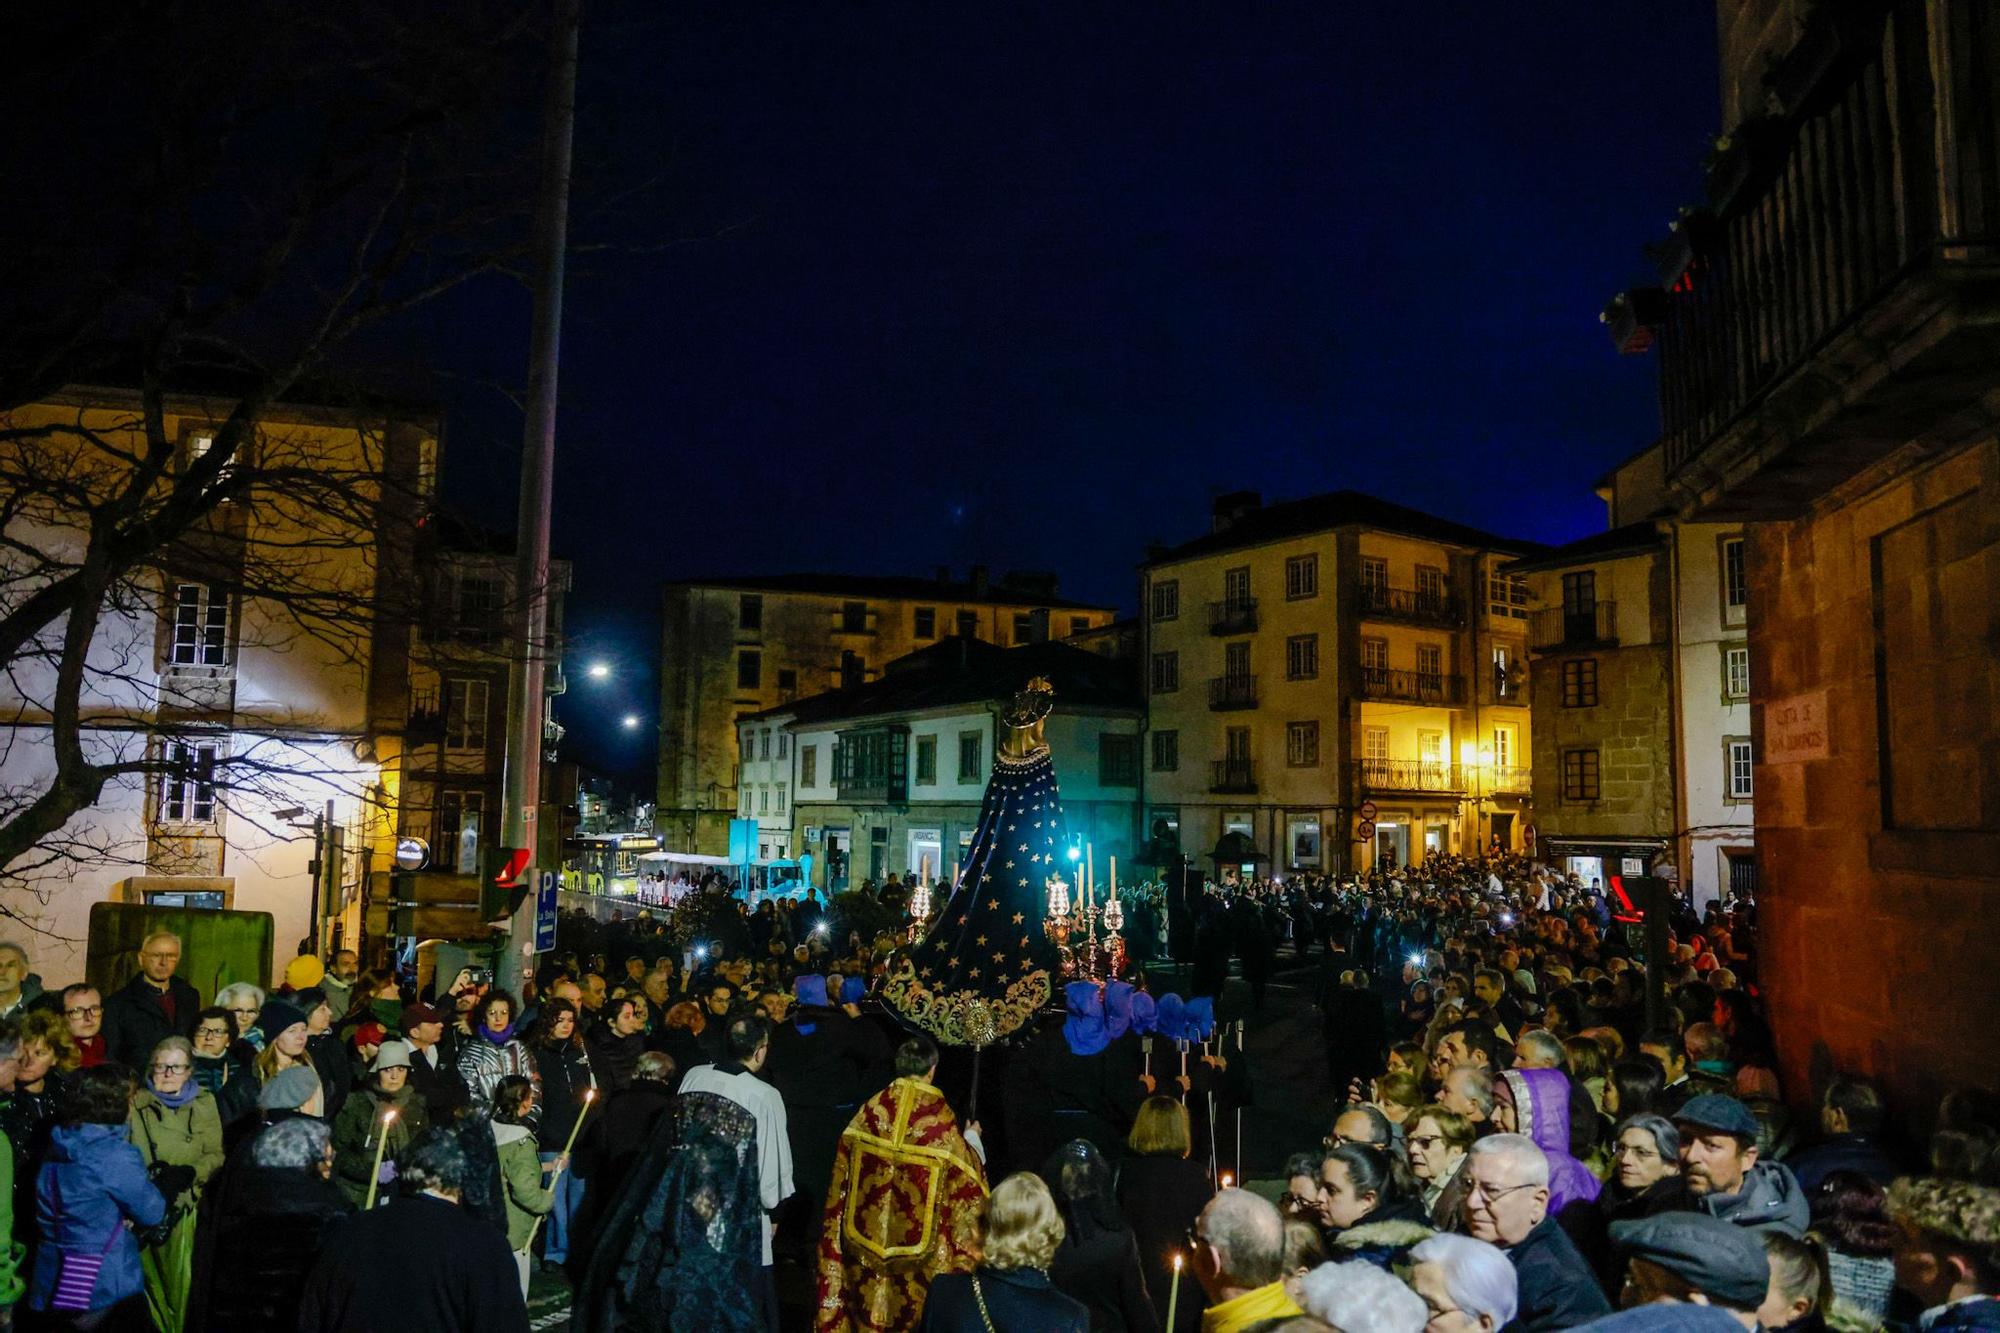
882, 745, 1066, 1045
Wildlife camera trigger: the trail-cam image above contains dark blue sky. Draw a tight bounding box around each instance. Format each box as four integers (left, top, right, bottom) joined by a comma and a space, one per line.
442, 5, 1721, 780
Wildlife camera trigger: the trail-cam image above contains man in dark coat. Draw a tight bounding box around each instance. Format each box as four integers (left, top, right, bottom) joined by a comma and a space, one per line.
297, 1127, 529, 1333
1464, 1133, 1611, 1333
102, 929, 202, 1065
1316, 965, 1388, 1101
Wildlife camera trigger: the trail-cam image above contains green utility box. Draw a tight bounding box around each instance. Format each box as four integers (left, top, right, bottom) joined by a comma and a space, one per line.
87, 902, 275, 1002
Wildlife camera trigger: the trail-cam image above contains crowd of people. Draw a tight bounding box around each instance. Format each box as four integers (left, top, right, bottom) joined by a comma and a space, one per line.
0, 853, 1991, 1333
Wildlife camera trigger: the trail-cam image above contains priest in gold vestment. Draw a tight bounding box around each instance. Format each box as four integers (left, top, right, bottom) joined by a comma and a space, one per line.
813, 1034, 988, 1332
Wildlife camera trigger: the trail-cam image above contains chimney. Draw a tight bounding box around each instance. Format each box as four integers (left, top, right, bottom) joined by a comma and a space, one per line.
970, 564, 989, 596
1212, 490, 1262, 534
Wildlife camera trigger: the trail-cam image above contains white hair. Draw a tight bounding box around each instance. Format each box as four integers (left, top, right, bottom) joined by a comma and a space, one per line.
216, 981, 265, 1010
1296, 1259, 1427, 1333
251, 1117, 331, 1170
1411, 1233, 1519, 1329
1469, 1132, 1549, 1187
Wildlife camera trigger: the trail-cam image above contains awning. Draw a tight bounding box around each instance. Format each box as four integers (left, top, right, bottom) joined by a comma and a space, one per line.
637, 851, 732, 866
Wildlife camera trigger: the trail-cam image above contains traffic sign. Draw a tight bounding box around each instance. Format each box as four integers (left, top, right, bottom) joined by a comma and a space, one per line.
534, 870, 558, 952
1358, 820, 1377, 839
1358, 801, 1378, 821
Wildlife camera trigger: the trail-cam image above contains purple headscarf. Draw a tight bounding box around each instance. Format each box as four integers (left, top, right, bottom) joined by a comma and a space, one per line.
1062, 981, 1109, 1057
1183, 996, 1216, 1042
1103, 980, 1136, 1040
838, 976, 866, 1006
1155, 994, 1188, 1042
1502, 1067, 1602, 1214
1129, 991, 1159, 1036
793, 975, 827, 1034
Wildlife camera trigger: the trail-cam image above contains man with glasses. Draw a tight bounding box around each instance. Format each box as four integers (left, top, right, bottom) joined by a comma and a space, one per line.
1462, 1134, 1609, 1332
104, 929, 202, 1066
61, 983, 108, 1067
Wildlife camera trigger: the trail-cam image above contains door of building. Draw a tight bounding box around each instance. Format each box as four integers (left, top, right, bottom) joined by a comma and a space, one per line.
1489, 812, 1514, 850
824, 827, 851, 891
1374, 821, 1409, 870
868, 827, 888, 882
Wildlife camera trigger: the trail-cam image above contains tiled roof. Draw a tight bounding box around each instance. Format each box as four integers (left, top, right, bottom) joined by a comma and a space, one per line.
1144, 490, 1545, 566
746, 638, 1141, 725
1501, 521, 1664, 574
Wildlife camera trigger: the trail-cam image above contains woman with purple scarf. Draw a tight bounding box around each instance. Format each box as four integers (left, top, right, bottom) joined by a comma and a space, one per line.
1495, 1067, 1602, 1220
455, 990, 539, 1114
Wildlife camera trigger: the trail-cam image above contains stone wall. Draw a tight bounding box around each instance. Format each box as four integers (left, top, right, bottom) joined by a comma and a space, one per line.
1530, 641, 1676, 842
1749, 437, 2000, 1118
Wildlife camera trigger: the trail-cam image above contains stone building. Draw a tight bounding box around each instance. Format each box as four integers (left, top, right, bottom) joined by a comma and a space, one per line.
1603, 0, 2000, 1102
762, 638, 1142, 893
1141, 491, 1540, 877
657, 571, 1115, 856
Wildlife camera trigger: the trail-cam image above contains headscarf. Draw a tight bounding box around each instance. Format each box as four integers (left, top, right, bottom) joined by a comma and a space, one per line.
1184, 996, 1216, 1042
1500, 1067, 1602, 1214
1129, 990, 1158, 1036
1102, 980, 1136, 1040
838, 975, 866, 1006
1061, 982, 1109, 1057
1155, 994, 1187, 1043
793, 975, 828, 1035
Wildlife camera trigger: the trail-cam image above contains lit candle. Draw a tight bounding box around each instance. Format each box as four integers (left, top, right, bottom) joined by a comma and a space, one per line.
1220, 1172, 1234, 1189
363, 1107, 399, 1211
1085, 842, 1094, 908
1168, 1253, 1183, 1331
526, 1088, 598, 1251
1109, 856, 1118, 900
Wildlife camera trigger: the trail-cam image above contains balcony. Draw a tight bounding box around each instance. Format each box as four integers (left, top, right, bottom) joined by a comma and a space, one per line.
1488, 663, 1530, 706
829, 607, 879, 637
1354, 668, 1465, 705
1210, 759, 1258, 794
1487, 765, 1532, 795
1354, 759, 1463, 793
1528, 602, 1617, 653
1208, 597, 1259, 635
407, 688, 445, 738
1356, 584, 1463, 628
1208, 674, 1259, 710
1612, 3, 2000, 515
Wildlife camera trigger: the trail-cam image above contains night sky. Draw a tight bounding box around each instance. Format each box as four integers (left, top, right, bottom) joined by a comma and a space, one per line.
436, 6, 1722, 782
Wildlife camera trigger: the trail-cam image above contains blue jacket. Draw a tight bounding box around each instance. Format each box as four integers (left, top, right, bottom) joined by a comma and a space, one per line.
29, 1123, 166, 1312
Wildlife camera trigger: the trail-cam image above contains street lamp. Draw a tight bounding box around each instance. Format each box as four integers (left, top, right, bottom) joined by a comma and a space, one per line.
622, 714, 641, 730
587, 661, 611, 680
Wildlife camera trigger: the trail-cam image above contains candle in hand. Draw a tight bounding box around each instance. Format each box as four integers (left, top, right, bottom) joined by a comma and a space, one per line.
1167, 1253, 1183, 1331
363, 1107, 399, 1211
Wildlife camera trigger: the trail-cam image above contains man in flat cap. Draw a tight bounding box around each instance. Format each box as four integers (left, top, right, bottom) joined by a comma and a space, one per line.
1566, 1212, 1770, 1333
1672, 1095, 1807, 1237
1885, 1177, 2000, 1333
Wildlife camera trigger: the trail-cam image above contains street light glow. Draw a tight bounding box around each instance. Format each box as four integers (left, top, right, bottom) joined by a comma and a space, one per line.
587, 660, 611, 679
622, 714, 640, 729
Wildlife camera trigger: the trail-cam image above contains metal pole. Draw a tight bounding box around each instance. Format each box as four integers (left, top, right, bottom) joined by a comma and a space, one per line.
499, 0, 579, 996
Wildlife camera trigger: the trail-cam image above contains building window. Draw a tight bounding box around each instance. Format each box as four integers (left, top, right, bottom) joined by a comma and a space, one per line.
1286, 634, 1319, 681
1492, 644, 1514, 698
1560, 658, 1598, 708
913, 606, 936, 639
1286, 721, 1320, 767
454, 570, 505, 639
955, 609, 978, 638
957, 731, 983, 782
778, 733, 789, 759
1723, 645, 1750, 700
1726, 738, 1754, 800
775, 784, 788, 814
439, 789, 484, 865
159, 741, 219, 824
1068, 616, 1089, 636
1561, 748, 1601, 802
1725, 850, 1758, 897
739, 594, 762, 631
445, 679, 489, 751
737, 650, 761, 690
800, 745, 817, 788
1363, 727, 1388, 763
914, 735, 938, 785
1722, 537, 1748, 613
1012, 612, 1033, 644
777, 668, 797, 695
1360, 638, 1388, 672
759, 787, 769, 814
1359, 556, 1389, 600
1285, 554, 1318, 600
1491, 725, 1514, 769
759, 729, 771, 761
1488, 572, 1529, 619
1099, 734, 1139, 787
1150, 579, 1179, 622
169, 583, 230, 667
1415, 644, 1442, 688
1150, 651, 1180, 694
1151, 730, 1179, 773
840, 601, 869, 633
1562, 570, 1597, 615
1415, 565, 1446, 611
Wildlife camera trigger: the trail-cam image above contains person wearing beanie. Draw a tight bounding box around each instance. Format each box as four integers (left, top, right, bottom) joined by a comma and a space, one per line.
331, 1039, 427, 1207
258, 1065, 324, 1118
283, 955, 326, 995
252, 998, 316, 1104
1884, 1177, 2000, 1333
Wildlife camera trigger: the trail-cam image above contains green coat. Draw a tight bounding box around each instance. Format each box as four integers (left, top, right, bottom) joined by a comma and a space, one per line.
493, 1121, 554, 1251
0, 1124, 22, 1309
127, 1090, 226, 1196
330, 1085, 427, 1206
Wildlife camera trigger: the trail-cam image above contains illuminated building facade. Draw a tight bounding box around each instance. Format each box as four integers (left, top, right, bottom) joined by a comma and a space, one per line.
1141, 491, 1539, 877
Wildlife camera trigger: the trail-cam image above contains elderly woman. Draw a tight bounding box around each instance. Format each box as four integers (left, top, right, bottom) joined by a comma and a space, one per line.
215, 983, 265, 1041
128, 1036, 224, 1333
1580, 1114, 1683, 1292
455, 989, 538, 1112
1409, 1232, 1520, 1333
923, 1172, 1088, 1333
1296, 1257, 1429, 1333
28, 1065, 167, 1329
1407, 1105, 1478, 1231
191, 1117, 352, 1332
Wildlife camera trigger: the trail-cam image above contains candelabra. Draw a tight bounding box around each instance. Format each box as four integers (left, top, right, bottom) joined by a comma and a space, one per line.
1043, 872, 1127, 982
907, 874, 935, 943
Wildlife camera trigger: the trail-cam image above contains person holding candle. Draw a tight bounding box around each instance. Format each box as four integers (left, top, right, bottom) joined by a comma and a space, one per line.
529, 998, 594, 1271
329, 1040, 426, 1208
489, 1074, 557, 1298
1120, 1097, 1211, 1333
